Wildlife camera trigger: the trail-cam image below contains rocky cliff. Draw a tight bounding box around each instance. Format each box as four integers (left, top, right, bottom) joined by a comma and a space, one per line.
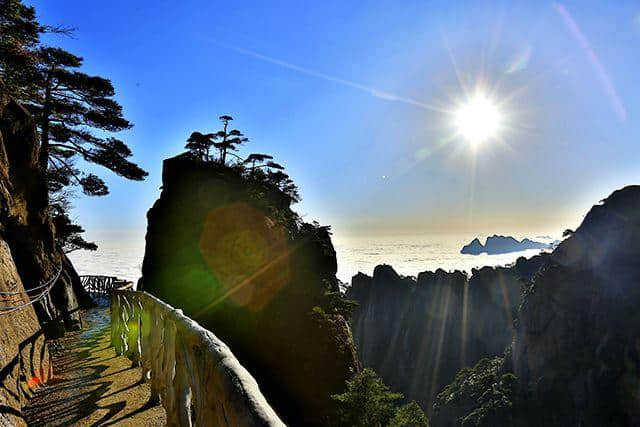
0, 95, 91, 423
461, 235, 551, 255
139, 155, 360, 425
0, 239, 51, 427
346, 254, 548, 412
512, 185, 640, 425
433, 185, 640, 426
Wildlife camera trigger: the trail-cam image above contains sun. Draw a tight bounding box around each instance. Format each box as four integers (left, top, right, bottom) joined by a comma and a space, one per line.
454, 92, 503, 145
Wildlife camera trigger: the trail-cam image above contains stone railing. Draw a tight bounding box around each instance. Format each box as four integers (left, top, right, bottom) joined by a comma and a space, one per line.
110, 290, 285, 426
81, 275, 132, 295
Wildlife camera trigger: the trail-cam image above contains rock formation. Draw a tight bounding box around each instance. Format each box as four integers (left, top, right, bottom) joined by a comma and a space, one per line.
0, 95, 91, 423
460, 238, 483, 254
433, 185, 640, 426
461, 235, 551, 255
0, 240, 51, 427
139, 155, 360, 425
346, 255, 548, 412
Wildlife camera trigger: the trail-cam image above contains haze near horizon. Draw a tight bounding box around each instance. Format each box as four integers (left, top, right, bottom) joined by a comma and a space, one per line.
29, 0, 640, 241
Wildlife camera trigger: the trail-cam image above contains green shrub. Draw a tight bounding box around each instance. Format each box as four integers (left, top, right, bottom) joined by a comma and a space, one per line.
389, 401, 430, 427
332, 369, 429, 427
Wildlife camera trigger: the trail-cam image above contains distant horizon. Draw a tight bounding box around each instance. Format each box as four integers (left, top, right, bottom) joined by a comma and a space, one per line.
28, 0, 640, 241
70, 228, 558, 285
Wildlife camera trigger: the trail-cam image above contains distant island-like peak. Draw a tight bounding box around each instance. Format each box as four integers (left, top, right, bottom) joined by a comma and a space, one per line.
461, 234, 553, 255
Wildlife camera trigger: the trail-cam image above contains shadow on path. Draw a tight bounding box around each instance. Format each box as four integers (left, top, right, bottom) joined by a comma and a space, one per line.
23, 308, 166, 426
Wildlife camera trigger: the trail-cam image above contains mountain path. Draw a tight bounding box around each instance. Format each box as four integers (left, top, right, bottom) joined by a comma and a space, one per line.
23, 307, 166, 426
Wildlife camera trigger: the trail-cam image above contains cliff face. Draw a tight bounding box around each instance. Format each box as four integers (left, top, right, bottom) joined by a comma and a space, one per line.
461, 235, 550, 255
511, 185, 640, 426
433, 185, 640, 426
0, 95, 91, 423
0, 240, 51, 427
0, 96, 91, 337
140, 155, 360, 426
346, 255, 548, 411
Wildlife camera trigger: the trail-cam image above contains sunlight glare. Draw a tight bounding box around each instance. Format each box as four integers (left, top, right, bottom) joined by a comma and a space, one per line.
454, 92, 503, 145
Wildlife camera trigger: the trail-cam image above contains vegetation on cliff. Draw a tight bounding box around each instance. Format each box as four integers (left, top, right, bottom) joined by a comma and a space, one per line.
1, 0, 147, 253
432, 357, 518, 427
184, 114, 301, 205
140, 125, 360, 425
432, 186, 640, 426
332, 368, 430, 427
345, 258, 546, 412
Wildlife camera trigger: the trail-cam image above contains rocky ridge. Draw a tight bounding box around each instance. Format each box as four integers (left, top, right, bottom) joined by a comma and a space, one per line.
433, 185, 640, 426
461, 235, 551, 255
346, 253, 548, 412
139, 155, 360, 425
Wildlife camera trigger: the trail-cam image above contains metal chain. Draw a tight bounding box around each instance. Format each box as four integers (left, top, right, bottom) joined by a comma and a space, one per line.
0, 263, 63, 315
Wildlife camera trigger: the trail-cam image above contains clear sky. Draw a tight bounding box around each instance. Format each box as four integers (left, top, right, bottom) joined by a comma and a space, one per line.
29, 0, 640, 240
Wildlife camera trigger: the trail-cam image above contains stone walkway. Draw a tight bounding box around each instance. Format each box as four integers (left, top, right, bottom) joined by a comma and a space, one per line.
23, 308, 166, 426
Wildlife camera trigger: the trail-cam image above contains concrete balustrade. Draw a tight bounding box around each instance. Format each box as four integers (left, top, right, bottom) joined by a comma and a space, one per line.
110, 290, 285, 427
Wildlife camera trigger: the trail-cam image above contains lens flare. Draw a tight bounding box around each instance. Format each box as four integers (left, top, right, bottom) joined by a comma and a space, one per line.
198, 202, 291, 312
26, 376, 42, 389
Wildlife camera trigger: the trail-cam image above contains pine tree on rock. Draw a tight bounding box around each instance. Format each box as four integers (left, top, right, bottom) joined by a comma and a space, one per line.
0, 0, 41, 98
1, 0, 146, 253
244, 153, 273, 171
214, 115, 248, 164
25, 47, 148, 197
185, 131, 215, 161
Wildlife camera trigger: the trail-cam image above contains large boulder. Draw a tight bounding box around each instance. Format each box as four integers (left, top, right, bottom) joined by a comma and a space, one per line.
139, 155, 360, 426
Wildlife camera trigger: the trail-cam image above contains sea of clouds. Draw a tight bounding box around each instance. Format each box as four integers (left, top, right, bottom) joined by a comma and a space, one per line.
69, 232, 556, 286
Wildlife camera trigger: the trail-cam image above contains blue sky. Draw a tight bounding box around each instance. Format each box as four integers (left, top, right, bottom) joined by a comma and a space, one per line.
30, 0, 640, 240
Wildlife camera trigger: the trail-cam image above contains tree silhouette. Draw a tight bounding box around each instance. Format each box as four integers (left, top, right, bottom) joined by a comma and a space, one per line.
52, 210, 98, 254
1, 1, 147, 252
267, 169, 301, 203
244, 153, 273, 171
185, 131, 215, 161
27, 46, 147, 196
0, 0, 40, 98
183, 116, 301, 203
0, 0, 73, 97
214, 115, 248, 164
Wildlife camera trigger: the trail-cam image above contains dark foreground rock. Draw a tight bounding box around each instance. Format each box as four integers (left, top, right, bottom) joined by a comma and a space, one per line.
346, 254, 548, 412
0, 239, 51, 427
0, 95, 91, 422
434, 185, 640, 426
139, 155, 360, 426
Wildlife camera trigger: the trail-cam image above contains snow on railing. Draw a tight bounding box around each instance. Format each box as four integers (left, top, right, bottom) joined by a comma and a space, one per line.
110, 289, 285, 427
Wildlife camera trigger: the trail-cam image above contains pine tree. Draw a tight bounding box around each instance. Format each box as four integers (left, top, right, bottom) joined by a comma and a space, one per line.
332, 368, 403, 427
244, 153, 273, 171
214, 115, 248, 164
0, 0, 41, 98
185, 131, 215, 161
389, 402, 430, 427
26, 46, 147, 196
1, 0, 147, 253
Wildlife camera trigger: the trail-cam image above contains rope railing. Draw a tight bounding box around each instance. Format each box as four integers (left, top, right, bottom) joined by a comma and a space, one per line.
111, 289, 285, 426
0, 263, 63, 315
